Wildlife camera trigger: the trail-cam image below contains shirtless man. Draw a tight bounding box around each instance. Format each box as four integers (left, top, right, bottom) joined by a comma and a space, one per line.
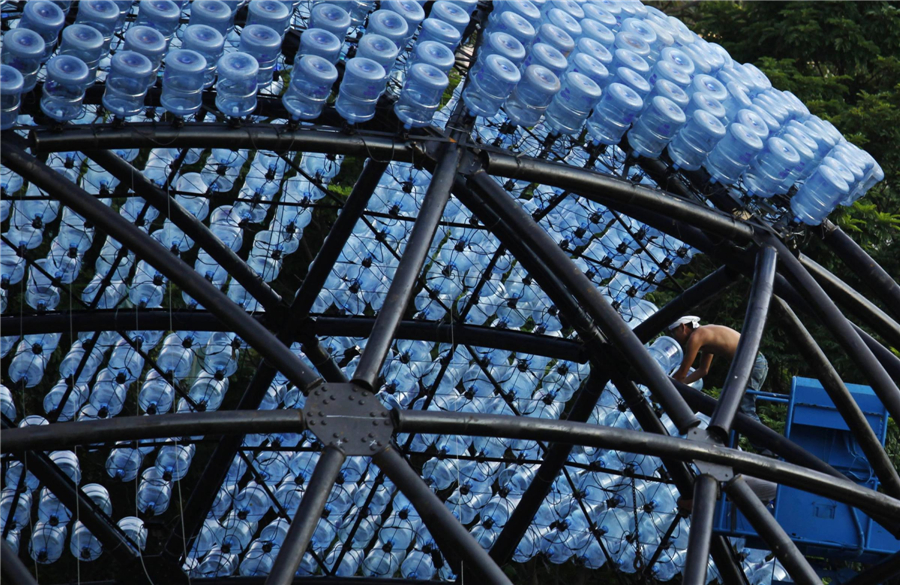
668, 316, 769, 422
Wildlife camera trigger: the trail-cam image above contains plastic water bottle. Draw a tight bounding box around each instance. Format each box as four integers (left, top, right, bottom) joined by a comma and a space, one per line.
504, 64, 559, 127
613, 66, 651, 99
247, 0, 292, 36
215, 52, 259, 118
668, 109, 726, 171
383, 0, 425, 43
106, 446, 143, 481
566, 51, 610, 91
123, 25, 167, 85
240, 25, 283, 87
409, 41, 455, 75
183, 25, 225, 87
0, 66, 23, 131
19, 0, 65, 60
743, 136, 801, 197
0, 385, 16, 422
394, 62, 448, 128
40, 55, 90, 123
57, 25, 105, 86
480, 32, 527, 68
30, 523, 66, 564
431, 0, 470, 36
70, 521, 103, 561
534, 23, 575, 56
118, 517, 148, 552
790, 164, 850, 226
546, 8, 582, 44
545, 71, 602, 136
464, 54, 521, 118
156, 442, 194, 481
704, 122, 764, 185
418, 17, 462, 49
299, 28, 342, 64
309, 3, 351, 40
587, 82, 643, 146
190, 0, 234, 34
43, 381, 87, 421
102, 51, 153, 119
135, 0, 182, 40
356, 34, 400, 73
720, 81, 753, 122
628, 95, 686, 158
160, 49, 207, 117
335, 57, 388, 124
489, 11, 536, 49
88, 368, 127, 417
75, 0, 120, 47
519, 43, 566, 78
1, 29, 45, 93
25, 259, 61, 312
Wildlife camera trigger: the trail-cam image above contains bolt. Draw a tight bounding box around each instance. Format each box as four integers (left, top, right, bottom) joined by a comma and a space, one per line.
319, 411, 326, 417
369, 412, 377, 417
362, 392, 369, 397
322, 399, 329, 405
384, 420, 391, 426
348, 395, 354, 401
368, 433, 374, 438
358, 399, 365, 405
309, 420, 316, 426
352, 386, 358, 393
360, 438, 367, 443
333, 433, 340, 438
320, 421, 327, 426
330, 395, 337, 401
373, 421, 380, 426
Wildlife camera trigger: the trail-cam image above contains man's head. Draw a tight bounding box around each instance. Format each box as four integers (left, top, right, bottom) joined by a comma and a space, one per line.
669, 316, 700, 345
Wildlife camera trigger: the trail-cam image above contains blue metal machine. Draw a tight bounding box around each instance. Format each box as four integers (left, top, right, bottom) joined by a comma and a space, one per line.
716, 377, 900, 569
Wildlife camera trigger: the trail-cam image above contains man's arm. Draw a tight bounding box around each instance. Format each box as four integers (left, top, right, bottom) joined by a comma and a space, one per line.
672, 331, 704, 382
682, 352, 714, 384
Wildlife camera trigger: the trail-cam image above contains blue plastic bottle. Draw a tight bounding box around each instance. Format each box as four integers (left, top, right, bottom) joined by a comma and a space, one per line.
246, 0, 292, 36
160, 49, 207, 118
309, 3, 352, 40
533, 23, 575, 56
611, 48, 650, 79
488, 11, 536, 49
395, 62, 449, 128
565, 52, 609, 90
182, 25, 225, 87
1, 29, 45, 92
216, 52, 260, 118
743, 136, 801, 198
628, 95, 687, 158
668, 109, 726, 171
544, 71, 602, 136
431, 0, 470, 36
40, 55, 91, 123
409, 41, 455, 74
703, 122, 764, 185
58, 25, 105, 84
123, 25, 167, 85
335, 57, 388, 124
75, 0, 120, 47
282, 55, 337, 121
463, 54, 521, 118
357, 34, 400, 71
0, 66, 24, 131
573, 36, 614, 71
613, 31, 651, 63
579, 18, 615, 49
721, 81, 753, 122
135, 0, 182, 40
383, 0, 425, 43
520, 42, 567, 76
299, 28, 342, 64
586, 82, 644, 146
189, 0, 234, 34
613, 66, 651, 99
659, 46, 695, 78
648, 59, 690, 90
240, 24, 283, 87
480, 32, 527, 68
417, 17, 462, 49
19, 0, 65, 61
489, 0, 540, 30
367, 9, 410, 48
790, 164, 850, 225
103, 51, 154, 118
504, 64, 560, 127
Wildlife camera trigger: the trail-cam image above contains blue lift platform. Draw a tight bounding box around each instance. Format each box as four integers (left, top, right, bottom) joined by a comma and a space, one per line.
716, 377, 900, 577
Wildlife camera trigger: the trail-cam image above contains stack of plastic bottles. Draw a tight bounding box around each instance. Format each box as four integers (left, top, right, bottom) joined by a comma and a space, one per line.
0, 1, 875, 584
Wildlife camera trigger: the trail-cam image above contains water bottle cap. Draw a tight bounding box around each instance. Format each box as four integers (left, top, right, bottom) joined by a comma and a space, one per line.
310, 2, 351, 31
815, 164, 851, 193
742, 62, 772, 92
414, 41, 455, 71
218, 51, 260, 80
407, 62, 449, 90
496, 11, 535, 40
523, 64, 561, 95
530, 43, 567, 73
420, 17, 461, 45
689, 91, 725, 119
727, 122, 764, 151
652, 79, 689, 109
4, 28, 46, 59
575, 36, 613, 66
369, 9, 410, 42
432, 0, 469, 31
749, 104, 780, 133
691, 109, 726, 139
248, 0, 291, 22
357, 33, 400, 63
660, 47, 695, 75
563, 71, 603, 101
46, 55, 90, 85
735, 109, 768, 139
124, 25, 167, 57
652, 61, 688, 90
111, 50, 154, 78
781, 130, 815, 161
165, 49, 207, 74
613, 49, 650, 78
536, 23, 574, 55
482, 53, 521, 84
615, 31, 651, 59
822, 156, 855, 184
301, 27, 341, 53
569, 53, 609, 84
485, 32, 526, 62
241, 24, 283, 52
622, 17, 657, 46
765, 136, 800, 165
23, 1, 65, 30
78, 0, 120, 26
344, 57, 388, 82
192, 0, 231, 22
382, 0, 425, 26
139, 0, 181, 23
0, 65, 24, 95
547, 8, 581, 39
581, 18, 615, 47
297, 54, 338, 84
61, 24, 105, 53
183, 24, 225, 52
615, 66, 651, 96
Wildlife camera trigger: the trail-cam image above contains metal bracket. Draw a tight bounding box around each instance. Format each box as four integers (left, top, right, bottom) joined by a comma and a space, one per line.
688, 427, 735, 482
302, 383, 393, 456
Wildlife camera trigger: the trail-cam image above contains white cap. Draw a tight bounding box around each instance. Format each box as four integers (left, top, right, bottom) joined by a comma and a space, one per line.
668, 315, 700, 330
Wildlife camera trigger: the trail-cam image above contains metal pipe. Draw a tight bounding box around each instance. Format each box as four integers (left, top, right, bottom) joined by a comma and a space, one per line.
854, 324, 900, 384
2, 410, 305, 453
1, 540, 37, 585
770, 234, 900, 425
265, 446, 346, 585
820, 220, 900, 321
725, 475, 821, 585
773, 296, 900, 498
681, 474, 718, 585
466, 169, 701, 433
479, 150, 755, 242
84, 148, 284, 313
394, 410, 900, 521
352, 143, 461, 388
373, 446, 513, 585
1, 139, 322, 393
844, 550, 900, 585
709, 246, 777, 440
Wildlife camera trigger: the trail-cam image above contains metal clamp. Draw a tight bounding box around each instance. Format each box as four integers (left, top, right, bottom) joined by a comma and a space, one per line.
303, 383, 393, 456
688, 427, 735, 482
